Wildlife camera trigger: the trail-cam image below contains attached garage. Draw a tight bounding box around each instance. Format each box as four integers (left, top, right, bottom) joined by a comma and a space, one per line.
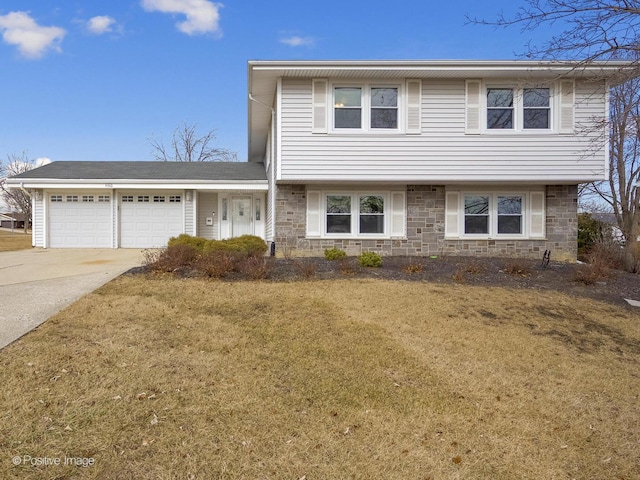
7, 161, 268, 249
48, 193, 112, 248
119, 193, 184, 248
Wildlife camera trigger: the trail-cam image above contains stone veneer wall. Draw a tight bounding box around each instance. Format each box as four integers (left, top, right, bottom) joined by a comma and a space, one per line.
274, 184, 578, 261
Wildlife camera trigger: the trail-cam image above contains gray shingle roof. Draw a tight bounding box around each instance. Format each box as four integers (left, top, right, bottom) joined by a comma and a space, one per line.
10, 161, 267, 181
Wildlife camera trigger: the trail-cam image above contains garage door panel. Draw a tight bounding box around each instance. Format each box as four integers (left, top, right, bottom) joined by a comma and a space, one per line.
120, 194, 183, 248
49, 196, 112, 248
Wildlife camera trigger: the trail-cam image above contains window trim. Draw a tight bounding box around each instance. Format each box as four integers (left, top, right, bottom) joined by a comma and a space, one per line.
331, 82, 403, 133
447, 190, 545, 240
482, 82, 555, 133
307, 190, 406, 239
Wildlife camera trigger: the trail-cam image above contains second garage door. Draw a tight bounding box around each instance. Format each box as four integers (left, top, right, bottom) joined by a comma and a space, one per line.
120, 193, 184, 248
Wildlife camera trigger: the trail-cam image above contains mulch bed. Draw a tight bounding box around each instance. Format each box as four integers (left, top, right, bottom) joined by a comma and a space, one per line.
128, 255, 640, 309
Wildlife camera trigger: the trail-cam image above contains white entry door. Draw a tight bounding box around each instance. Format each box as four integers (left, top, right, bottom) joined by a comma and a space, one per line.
231, 197, 253, 237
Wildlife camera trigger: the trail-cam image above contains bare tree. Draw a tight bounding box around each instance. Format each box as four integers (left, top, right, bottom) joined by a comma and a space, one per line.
468, 0, 640, 65
470, 1, 640, 266
582, 76, 640, 246
0, 152, 37, 234
149, 123, 237, 162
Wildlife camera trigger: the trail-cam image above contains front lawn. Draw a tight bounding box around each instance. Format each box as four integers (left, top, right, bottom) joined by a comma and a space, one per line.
0, 229, 31, 252
1, 276, 638, 479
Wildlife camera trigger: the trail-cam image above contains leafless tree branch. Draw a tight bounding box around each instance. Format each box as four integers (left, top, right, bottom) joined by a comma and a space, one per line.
0, 152, 37, 233
149, 123, 238, 162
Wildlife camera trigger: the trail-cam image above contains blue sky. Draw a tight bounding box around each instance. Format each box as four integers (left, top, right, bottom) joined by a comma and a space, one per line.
0, 0, 558, 163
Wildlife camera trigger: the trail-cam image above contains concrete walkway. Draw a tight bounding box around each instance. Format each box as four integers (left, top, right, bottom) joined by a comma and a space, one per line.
0, 249, 143, 350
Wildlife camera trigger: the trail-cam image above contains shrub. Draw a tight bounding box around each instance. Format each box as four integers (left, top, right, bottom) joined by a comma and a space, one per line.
402, 260, 424, 274
578, 213, 611, 258
572, 264, 609, 285
168, 234, 208, 252
503, 260, 532, 276
358, 251, 382, 268
203, 235, 267, 258
238, 256, 271, 280
145, 245, 198, 272
339, 258, 357, 276
294, 259, 317, 278
324, 247, 347, 260
195, 251, 236, 278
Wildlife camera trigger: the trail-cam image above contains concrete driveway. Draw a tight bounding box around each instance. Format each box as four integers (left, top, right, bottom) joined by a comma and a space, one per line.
0, 249, 143, 350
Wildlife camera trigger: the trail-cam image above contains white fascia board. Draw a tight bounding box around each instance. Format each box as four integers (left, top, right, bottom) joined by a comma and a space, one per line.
5, 180, 268, 191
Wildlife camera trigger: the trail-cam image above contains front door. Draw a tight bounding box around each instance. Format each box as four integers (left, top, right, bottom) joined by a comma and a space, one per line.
231, 197, 253, 237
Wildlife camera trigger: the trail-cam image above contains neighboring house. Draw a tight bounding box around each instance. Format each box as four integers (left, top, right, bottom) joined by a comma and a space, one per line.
0, 212, 28, 229
0, 213, 15, 228
6, 60, 633, 260
589, 212, 625, 245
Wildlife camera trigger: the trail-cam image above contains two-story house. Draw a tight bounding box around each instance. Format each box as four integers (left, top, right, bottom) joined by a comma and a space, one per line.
7, 60, 630, 260
249, 60, 629, 261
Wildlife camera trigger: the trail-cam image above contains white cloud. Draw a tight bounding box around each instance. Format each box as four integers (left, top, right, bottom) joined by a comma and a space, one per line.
35, 157, 51, 167
87, 16, 116, 35
141, 0, 222, 36
0, 11, 66, 59
280, 35, 315, 47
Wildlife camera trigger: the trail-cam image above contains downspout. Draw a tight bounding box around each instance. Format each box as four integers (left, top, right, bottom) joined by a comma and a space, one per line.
248, 93, 277, 255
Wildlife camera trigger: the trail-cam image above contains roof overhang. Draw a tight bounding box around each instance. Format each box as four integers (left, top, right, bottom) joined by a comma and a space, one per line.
248, 59, 636, 161
5, 178, 268, 191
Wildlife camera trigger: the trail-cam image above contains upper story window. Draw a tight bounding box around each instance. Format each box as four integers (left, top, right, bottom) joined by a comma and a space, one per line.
370, 88, 398, 129
523, 88, 550, 129
486, 86, 551, 131
487, 89, 514, 129
333, 84, 400, 131
334, 87, 362, 128
313, 79, 421, 135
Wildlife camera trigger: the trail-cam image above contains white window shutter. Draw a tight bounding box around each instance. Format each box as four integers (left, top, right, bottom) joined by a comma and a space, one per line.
559, 80, 575, 134
390, 192, 406, 237
465, 80, 481, 134
445, 191, 461, 237
312, 79, 328, 133
306, 190, 322, 236
529, 191, 546, 238
406, 79, 422, 134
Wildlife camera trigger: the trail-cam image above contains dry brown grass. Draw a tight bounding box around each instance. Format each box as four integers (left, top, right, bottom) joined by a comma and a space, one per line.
0, 229, 31, 252
1, 277, 639, 479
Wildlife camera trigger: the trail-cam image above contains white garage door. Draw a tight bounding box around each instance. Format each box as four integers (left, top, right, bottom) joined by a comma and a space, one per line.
120, 193, 183, 248
49, 193, 113, 248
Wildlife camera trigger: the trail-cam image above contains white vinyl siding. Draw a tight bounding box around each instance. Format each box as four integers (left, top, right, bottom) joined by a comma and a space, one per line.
197, 192, 218, 240
279, 78, 607, 183
33, 190, 44, 247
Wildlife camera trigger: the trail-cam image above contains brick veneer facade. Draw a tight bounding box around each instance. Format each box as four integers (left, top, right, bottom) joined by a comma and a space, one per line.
274, 184, 578, 262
